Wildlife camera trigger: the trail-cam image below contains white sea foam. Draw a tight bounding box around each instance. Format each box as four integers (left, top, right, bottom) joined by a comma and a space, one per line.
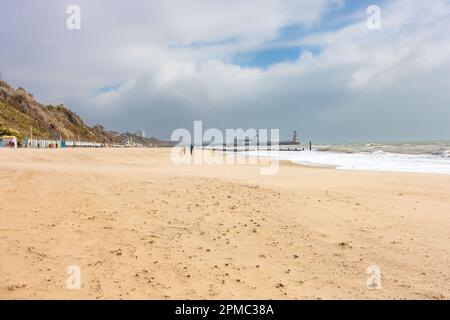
246, 150, 450, 174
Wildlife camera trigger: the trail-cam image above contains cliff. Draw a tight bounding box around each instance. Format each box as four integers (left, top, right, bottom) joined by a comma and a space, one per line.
0, 80, 170, 146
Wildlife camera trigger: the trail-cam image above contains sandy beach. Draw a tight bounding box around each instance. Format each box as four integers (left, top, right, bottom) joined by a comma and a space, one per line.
0, 148, 449, 299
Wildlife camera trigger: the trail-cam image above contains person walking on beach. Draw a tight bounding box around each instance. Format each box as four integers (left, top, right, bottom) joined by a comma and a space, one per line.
190, 143, 194, 155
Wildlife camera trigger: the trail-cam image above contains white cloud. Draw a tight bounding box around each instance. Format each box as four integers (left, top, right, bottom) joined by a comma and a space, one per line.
2, 0, 450, 141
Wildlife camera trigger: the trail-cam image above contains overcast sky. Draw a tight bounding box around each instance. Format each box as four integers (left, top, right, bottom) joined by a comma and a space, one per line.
1, 0, 450, 142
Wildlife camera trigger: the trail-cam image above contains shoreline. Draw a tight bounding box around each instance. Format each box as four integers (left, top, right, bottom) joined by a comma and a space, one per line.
2, 146, 450, 176
240, 149, 450, 175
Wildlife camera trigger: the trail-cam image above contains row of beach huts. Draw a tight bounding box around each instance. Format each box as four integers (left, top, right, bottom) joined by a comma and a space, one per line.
0, 136, 103, 149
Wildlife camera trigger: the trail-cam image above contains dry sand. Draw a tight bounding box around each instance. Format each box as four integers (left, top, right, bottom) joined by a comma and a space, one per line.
0, 148, 449, 299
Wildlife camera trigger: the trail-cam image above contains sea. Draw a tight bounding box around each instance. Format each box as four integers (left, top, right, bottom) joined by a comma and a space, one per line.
244, 141, 450, 174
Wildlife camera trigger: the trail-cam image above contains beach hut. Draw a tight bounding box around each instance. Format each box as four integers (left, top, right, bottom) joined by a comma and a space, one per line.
0, 136, 18, 148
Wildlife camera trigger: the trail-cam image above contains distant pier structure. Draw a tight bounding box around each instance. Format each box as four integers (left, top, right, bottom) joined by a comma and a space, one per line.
291, 130, 300, 145
279, 130, 301, 146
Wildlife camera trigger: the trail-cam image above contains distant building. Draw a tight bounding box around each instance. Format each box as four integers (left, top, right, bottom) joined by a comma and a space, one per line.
136, 129, 146, 138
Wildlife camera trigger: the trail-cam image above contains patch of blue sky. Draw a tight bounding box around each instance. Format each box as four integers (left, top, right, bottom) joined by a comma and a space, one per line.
273, 0, 387, 43
233, 0, 387, 68
93, 84, 121, 95
232, 46, 322, 69
169, 0, 388, 68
